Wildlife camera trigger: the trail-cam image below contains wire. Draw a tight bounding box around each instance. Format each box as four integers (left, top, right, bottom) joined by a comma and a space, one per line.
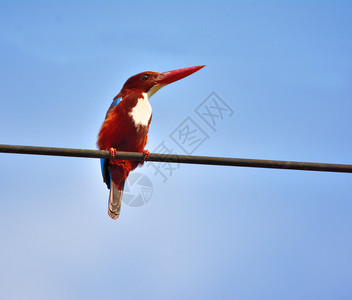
0, 144, 351, 173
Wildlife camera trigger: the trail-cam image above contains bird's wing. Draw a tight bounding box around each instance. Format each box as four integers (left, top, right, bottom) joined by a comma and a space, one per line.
99, 96, 123, 189
100, 158, 111, 189
105, 96, 122, 119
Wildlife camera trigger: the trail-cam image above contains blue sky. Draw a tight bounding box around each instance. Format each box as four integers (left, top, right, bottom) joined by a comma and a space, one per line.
1, 1, 352, 299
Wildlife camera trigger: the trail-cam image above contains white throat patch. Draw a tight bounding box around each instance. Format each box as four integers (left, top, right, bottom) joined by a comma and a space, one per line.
129, 92, 152, 127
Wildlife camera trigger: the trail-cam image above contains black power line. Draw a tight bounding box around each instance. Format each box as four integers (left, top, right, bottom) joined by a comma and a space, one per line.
0, 144, 351, 173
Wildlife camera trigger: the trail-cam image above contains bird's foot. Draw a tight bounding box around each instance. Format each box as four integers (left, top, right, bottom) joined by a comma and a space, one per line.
109, 147, 118, 165
143, 149, 150, 161
139, 149, 150, 166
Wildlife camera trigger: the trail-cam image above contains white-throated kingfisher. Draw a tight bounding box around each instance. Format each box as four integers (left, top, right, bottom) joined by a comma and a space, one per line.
97, 65, 205, 219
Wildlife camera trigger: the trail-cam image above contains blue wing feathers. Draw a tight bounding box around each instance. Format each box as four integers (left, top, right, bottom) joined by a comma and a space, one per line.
100, 158, 111, 189
110, 97, 121, 109
100, 158, 106, 175
101, 97, 121, 189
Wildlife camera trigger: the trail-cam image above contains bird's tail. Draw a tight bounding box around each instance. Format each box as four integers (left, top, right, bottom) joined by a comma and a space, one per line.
108, 178, 125, 220
108, 162, 132, 220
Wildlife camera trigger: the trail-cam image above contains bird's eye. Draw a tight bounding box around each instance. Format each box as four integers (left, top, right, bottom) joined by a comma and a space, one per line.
141, 74, 150, 81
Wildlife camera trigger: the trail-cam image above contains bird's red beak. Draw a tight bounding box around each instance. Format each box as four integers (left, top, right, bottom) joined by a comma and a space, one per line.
156, 65, 205, 85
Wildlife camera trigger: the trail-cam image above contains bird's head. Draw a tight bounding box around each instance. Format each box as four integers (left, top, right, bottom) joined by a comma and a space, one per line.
120, 65, 205, 98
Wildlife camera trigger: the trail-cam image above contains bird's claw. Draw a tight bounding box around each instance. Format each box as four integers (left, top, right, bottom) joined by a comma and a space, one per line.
109, 147, 118, 165
139, 149, 150, 166
142, 149, 150, 161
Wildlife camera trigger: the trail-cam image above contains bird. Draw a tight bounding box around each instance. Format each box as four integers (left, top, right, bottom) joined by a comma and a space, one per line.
97, 65, 205, 219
